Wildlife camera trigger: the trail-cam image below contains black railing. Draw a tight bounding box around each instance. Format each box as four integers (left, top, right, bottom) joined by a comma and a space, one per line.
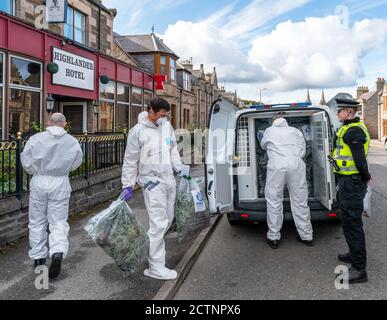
0, 132, 127, 199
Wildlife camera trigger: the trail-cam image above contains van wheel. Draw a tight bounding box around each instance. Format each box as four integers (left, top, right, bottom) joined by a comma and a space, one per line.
228, 218, 241, 226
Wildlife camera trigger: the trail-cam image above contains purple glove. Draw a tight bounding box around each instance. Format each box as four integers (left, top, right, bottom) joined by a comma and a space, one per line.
120, 187, 134, 201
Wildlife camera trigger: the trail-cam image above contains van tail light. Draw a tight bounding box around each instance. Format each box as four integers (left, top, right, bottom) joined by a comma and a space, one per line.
240, 214, 249, 219
328, 213, 337, 217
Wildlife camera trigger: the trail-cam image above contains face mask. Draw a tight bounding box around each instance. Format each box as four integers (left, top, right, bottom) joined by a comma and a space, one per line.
156, 117, 168, 126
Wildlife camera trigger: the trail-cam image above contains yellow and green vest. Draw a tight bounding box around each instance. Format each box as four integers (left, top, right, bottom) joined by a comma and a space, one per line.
332, 121, 370, 175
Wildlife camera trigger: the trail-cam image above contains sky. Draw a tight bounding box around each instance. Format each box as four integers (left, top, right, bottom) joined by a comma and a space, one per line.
102, 0, 387, 104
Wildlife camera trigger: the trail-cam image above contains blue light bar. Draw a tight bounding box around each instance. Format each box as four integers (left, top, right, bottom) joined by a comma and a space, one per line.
250, 102, 312, 109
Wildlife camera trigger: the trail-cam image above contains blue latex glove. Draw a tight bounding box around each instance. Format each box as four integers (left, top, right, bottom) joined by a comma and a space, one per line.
120, 187, 134, 201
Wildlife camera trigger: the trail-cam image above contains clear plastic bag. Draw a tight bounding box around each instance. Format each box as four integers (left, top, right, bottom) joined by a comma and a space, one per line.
84, 198, 149, 272
363, 187, 372, 218
175, 176, 210, 241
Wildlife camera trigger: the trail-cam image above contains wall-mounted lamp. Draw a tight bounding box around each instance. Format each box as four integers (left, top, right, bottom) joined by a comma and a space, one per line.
46, 94, 55, 114
100, 75, 110, 84
47, 62, 59, 74
93, 100, 100, 114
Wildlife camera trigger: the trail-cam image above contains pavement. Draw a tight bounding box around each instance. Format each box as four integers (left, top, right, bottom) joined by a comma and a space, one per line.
0, 166, 206, 300
174, 142, 387, 300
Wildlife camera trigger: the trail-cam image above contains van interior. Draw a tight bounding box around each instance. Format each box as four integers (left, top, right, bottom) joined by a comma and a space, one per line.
235, 108, 336, 212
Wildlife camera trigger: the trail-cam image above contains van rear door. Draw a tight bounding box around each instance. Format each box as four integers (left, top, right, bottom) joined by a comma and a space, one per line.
206, 99, 238, 214
311, 111, 335, 210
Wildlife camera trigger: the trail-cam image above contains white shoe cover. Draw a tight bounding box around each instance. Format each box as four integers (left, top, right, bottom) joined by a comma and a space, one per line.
144, 267, 177, 280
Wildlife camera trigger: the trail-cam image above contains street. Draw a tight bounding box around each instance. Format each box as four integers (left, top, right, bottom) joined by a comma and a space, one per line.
174, 142, 387, 300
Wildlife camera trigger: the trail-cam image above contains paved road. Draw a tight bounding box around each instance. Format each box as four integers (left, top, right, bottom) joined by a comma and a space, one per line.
0, 166, 205, 300
174, 142, 387, 300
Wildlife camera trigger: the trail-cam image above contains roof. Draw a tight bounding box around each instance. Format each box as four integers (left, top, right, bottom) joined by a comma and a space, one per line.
359, 90, 377, 101
114, 33, 179, 58
176, 61, 192, 74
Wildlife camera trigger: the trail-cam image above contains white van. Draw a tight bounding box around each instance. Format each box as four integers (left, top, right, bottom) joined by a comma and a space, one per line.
205, 98, 364, 225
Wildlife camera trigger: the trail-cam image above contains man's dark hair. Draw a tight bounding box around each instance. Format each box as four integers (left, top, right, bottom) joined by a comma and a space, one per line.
148, 97, 171, 113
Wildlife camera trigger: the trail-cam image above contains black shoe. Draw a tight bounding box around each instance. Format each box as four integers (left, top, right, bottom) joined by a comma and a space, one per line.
336, 266, 368, 284
267, 239, 280, 249
338, 252, 353, 264
34, 258, 46, 268
296, 235, 314, 247
49, 253, 63, 279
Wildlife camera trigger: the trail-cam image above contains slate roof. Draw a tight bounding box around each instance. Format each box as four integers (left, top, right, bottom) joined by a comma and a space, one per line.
114, 33, 179, 58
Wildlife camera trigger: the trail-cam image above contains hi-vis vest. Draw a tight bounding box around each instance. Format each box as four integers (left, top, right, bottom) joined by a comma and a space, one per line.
332, 121, 370, 175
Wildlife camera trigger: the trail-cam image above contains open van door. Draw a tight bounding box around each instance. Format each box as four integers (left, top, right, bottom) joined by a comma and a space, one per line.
206, 99, 238, 214
311, 111, 336, 210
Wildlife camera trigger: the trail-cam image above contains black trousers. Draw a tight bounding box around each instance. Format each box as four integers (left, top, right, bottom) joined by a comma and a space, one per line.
338, 174, 368, 270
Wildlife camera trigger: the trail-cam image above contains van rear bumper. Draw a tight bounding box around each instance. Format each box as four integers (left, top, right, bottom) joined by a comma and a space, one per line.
227, 209, 341, 222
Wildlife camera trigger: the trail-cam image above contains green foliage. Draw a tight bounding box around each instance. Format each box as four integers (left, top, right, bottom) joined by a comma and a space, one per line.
30, 122, 44, 133
69, 157, 94, 178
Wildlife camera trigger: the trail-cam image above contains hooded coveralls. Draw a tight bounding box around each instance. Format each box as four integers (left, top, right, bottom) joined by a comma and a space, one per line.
21, 126, 83, 259
122, 112, 182, 277
261, 118, 313, 241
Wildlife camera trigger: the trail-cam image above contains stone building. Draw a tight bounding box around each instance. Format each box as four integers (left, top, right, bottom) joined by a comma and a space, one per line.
115, 33, 219, 129
0, 1, 153, 138
356, 78, 385, 140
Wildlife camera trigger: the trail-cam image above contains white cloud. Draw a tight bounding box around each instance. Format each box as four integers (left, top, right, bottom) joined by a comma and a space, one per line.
162, 0, 309, 84
162, 20, 271, 83
248, 16, 387, 91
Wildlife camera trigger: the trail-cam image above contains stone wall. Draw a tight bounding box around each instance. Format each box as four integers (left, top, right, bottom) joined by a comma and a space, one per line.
363, 93, 379, 139
0, 168, 122, 246
15, 0, 115, 56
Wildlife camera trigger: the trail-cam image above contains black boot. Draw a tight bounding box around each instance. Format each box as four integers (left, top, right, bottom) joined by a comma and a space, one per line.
49, 253, 63, 279
338, 252, 352, 264
296, 235, 314, 247
337, 266, 368, 284
34, 258, 46, 268
267, 239, 280, 249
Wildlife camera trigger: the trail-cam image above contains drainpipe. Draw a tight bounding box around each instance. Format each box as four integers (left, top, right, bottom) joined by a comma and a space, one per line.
179, 88, 183, 129
98, 6, 101, 51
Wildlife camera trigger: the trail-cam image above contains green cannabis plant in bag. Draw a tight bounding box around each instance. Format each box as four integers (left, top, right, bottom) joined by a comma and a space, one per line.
84, 199, 149, 273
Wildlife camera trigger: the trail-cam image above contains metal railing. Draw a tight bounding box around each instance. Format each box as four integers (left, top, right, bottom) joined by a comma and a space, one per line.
0, 132, 127, 199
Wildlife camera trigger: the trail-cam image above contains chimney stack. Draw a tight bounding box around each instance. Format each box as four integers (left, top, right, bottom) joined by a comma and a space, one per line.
377, 77, 385, 93
357, 86, 369, 99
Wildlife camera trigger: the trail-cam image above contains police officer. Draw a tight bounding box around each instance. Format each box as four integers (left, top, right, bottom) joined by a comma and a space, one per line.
332, 98, 371, 284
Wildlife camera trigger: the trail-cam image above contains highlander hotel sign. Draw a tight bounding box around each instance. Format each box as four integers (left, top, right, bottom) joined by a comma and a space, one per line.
52, 48, 95, 91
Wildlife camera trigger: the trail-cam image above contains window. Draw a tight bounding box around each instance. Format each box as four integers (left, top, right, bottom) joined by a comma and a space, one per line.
183, 72, 191, 91
100, 81, 115, 101
144, 91, 153, 109
183, 109, 190, 129
116, 84, 130, 132
0, 0, 14, 15
11, 57, 42, 89
99, 101, 114, 132
99, 81, 115, 132
160, 56, 167, 76
64, 7, 86, 45
130, 87, 143, 129
9, 56, 42, 137
170, 58, 175, 81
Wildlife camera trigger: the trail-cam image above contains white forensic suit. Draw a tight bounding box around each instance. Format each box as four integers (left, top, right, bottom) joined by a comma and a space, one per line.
261, 118, 313, 241
122, 112, 183, 279
21, 126, 83, 260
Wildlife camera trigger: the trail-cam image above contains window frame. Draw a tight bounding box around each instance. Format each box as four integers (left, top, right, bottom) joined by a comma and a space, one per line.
9, 55, 43, 91
99, 80, 116, 132
160, 55, 167, 76
131, 86, 143, 107
169, 57, 176, 81
8, 54, 43, 135
115, 82, 130, 132
0, 0, 15, 15
64, 6, 86, 45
